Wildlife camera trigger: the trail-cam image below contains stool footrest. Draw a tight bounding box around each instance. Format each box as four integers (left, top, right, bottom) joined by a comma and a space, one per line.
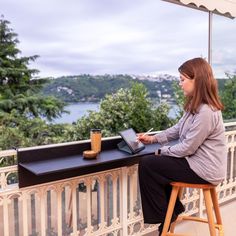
166, 233, 191, 236
178, 215, 208, 223
177, 215, 223, 230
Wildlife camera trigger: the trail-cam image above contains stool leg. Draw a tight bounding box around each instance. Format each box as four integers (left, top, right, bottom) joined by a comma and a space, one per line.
210, 188, 222, 225
170, 187, 183, 233
203, 189, 216, 236
161, 186, 179, 236
178, 186, 184, 199
210, 188, 224, 236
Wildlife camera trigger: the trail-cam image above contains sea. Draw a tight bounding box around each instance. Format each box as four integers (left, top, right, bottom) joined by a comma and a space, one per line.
52, 102, 179, 124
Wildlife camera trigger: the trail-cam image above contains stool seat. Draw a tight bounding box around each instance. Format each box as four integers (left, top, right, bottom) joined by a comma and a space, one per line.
171, 182, 216, 189
160, 182, 223, 236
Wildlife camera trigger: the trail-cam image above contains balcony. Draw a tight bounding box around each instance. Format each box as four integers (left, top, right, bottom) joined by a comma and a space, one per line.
0, 123, 236, 236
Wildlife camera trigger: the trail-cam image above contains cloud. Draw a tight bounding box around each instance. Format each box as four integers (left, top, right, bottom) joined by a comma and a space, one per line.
1, 0, 236, 78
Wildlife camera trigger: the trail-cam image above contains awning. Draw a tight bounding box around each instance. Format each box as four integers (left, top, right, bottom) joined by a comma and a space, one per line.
162, 0, 236, 64
162, 0, 236, 19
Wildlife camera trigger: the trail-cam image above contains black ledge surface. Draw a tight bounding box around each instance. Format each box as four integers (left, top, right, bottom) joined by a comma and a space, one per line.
17, 137, 177, 188
19, 147, 155, 176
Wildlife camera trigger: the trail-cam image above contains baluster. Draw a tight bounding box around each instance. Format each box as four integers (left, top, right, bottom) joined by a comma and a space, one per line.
22, 192, 28, 236
57, 186, 63, 236
3, 196, 9, 236
129, 175, 133, 220
99, 176, 105, 230
112, 173, 118, 225
40, 188, 46, 236
85, 178, 93, 235
120, 167, 128, 236
72, 181, 78, 235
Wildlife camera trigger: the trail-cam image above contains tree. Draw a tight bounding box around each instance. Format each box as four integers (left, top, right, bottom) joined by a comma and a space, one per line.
0, 109, 70, 150
220, 73, 236, 120
0, 15, 65, 120
65, 83, 174, 140
172, 81, 185, 119
0, 82, 175, 150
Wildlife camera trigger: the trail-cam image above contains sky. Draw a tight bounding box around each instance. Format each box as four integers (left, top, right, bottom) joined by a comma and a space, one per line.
1, 0, 236, 78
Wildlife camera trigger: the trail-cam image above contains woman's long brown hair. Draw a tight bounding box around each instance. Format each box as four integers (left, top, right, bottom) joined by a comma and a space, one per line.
178, 57, 223, 114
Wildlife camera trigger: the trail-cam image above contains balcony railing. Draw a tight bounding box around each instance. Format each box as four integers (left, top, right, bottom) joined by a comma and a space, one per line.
0, 123, 236, 236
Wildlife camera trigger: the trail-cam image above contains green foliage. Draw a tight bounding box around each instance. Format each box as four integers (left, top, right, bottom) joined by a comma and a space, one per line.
220, 74, 236, 120
0, 17, 38, 89
65, 83, 174, 140
0, 110, 68, 150
0, 83, 174, 149
172, 81, 184, 119
0, 16, 68, 151
0, 16, 65, 121
217, 78, 227, 91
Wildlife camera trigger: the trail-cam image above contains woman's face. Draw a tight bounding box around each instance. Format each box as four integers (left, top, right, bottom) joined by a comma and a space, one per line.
179, 73, 195, 97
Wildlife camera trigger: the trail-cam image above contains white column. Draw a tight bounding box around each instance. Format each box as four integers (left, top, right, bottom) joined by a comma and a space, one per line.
3, 196, 9, 236
57, 188, 62, 236
40, 190, 46, 236
208, 11, 213, 65
120, 167, 128, 236
22, 192, 28, 236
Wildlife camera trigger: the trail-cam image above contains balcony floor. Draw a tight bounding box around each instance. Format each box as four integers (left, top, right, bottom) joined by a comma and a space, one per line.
146, 200, 236, 236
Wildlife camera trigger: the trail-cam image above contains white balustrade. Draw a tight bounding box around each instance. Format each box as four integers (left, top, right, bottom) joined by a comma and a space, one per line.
0, 123, 236, 236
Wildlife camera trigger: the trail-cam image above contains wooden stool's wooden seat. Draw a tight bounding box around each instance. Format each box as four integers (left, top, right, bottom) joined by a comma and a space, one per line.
161, 182, 223, 236
171, 182, 216, 189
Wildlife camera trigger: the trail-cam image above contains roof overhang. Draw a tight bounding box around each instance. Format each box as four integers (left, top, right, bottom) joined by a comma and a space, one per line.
162, 0, 236, 19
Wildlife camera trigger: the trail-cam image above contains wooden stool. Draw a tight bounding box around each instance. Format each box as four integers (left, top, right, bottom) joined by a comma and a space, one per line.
161, 182, 223, 236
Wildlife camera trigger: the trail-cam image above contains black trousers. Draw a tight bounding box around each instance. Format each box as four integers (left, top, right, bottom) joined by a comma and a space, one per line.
138, 155, 209, 224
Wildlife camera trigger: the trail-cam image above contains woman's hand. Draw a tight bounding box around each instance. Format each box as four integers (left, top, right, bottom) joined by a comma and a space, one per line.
137, 134, 155, 144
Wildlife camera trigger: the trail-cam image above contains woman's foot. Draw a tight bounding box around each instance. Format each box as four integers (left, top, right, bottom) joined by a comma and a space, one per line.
174, 198, 185, 215
158, 211, 180, 235
158, 202, 185, 235
175, 202, 185, 215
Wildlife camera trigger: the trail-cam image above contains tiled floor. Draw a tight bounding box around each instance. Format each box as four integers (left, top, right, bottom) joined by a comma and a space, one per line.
144, 200, 236, 236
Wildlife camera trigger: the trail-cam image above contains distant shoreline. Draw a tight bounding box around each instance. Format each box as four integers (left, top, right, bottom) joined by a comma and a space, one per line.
52, 101, 179, 124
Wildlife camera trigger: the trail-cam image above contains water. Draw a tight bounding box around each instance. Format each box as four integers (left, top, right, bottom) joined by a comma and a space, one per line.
168, 104, 180, 119
53, 102, 99, 124
53, 102, 179, 124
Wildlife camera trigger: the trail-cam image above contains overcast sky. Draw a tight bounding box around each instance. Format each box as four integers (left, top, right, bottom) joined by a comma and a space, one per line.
1, 0, 236, 78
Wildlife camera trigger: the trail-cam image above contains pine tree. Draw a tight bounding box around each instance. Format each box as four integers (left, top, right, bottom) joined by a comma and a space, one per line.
0, 15, 65, 120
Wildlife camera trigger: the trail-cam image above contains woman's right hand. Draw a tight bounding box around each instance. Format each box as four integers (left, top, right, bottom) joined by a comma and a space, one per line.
137, 134, 154, 144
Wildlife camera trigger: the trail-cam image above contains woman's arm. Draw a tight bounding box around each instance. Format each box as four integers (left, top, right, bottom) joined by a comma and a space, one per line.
159, 107, 217, 157
153, 113, 187, 145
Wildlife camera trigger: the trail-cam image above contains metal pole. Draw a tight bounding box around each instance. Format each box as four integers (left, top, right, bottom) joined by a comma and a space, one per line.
208, 11, 213, 65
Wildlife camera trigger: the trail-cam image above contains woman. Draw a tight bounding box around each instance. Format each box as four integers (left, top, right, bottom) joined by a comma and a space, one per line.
137, 57, 227, 235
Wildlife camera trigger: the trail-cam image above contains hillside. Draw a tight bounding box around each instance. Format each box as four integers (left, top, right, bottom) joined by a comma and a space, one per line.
42, 74, 178, 103
42, 74, 226, 103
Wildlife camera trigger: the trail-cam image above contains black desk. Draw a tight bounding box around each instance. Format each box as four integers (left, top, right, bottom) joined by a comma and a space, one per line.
17, 137, 165, 188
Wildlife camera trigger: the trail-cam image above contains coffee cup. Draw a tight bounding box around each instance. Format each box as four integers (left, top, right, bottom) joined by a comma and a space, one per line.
90, 129, 101, 153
